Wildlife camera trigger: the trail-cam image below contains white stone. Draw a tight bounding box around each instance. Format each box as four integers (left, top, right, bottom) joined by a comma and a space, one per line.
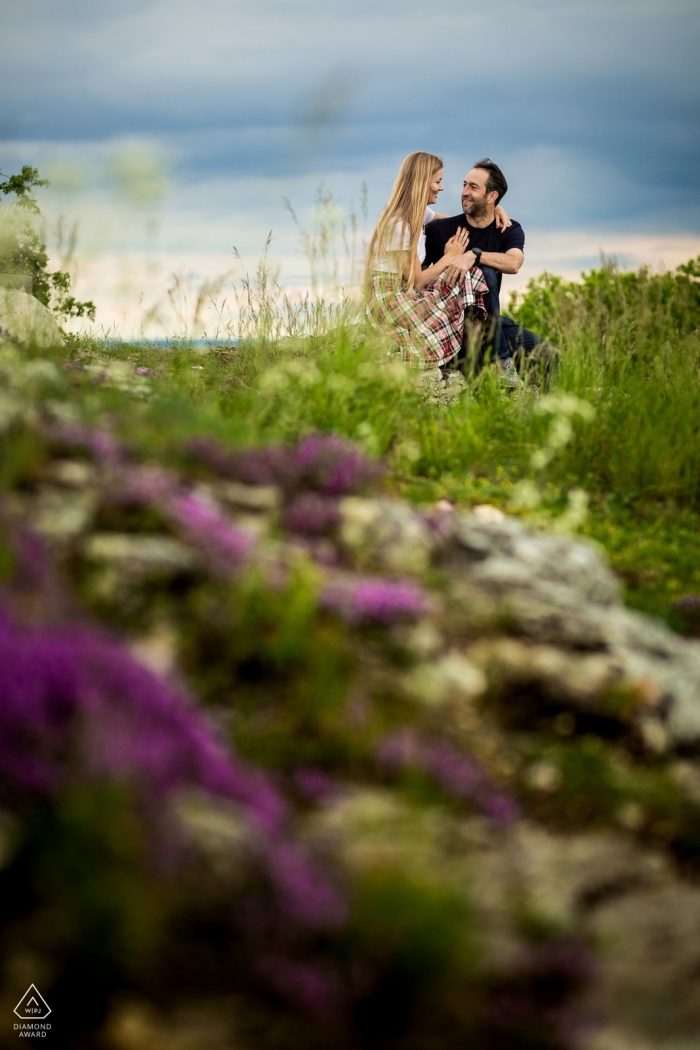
0, 288, 64, 348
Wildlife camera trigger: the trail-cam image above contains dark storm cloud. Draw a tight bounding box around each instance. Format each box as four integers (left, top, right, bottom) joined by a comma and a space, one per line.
2, 0, 698, 228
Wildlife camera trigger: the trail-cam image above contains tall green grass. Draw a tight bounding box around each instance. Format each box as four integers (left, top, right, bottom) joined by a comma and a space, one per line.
64, 254, 700, 624
511, 261, 700, 503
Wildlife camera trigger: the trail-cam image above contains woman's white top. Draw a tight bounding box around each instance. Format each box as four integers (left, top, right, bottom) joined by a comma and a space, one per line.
373, 206, 435, 272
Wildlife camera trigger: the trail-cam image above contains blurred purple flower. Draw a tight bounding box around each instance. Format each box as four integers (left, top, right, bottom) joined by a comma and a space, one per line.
284, 492, 340, 535
100, 467, 253, 578
673, 593, 700, 614
11, 527, 55, 594
423, 502, 457, 540
0, 608, 285, 834
258, 954, 345, 1019
266, 840, 348, 929
0, 609, 354, 941
294, 435, 381, 496
377, 729, 519, 824
293, 766, 343, 804
187, 437, 294, 488
47, 422, 122, 464
109, 465, 178, 507
186, 434, 381, 496
321, 577, 430, 625
168, 493, 254, 577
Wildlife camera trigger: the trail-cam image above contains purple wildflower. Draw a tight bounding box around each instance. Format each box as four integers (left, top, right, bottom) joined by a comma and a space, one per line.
265, 840, 348, 929
109, 464, 178, 507
100, 467, 253, 578
423, 501, 457, 540
321, 577, 430, 626
377, 729, 519, 824
167, 493, 254, 577
673, 593, 700, 615
187, 437, 295, 488
258, 954, 345, 1019
671, 596, 700, 613
284, 492, 340, 535
46, 422, 122, 464
11, 527, 56, 594
0, 608, 285, 834
294, 435, 381, 496
293, 766, 344, 804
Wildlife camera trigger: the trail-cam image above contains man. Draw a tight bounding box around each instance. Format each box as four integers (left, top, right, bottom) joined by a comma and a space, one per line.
424, 158, 544, 380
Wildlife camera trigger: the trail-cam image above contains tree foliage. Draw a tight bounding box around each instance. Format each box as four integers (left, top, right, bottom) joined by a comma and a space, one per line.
0, 164, 96, 321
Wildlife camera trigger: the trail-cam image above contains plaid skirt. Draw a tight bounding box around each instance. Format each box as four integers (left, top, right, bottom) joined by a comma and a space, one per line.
368, 268, 488, 368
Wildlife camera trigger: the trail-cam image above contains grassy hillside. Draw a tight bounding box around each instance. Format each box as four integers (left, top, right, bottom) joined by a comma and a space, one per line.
1, 256, 699, 1049
62, 256, 700, 629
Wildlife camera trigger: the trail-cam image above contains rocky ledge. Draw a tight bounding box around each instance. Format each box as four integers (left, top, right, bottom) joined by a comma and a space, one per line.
1, 345, 699, 1049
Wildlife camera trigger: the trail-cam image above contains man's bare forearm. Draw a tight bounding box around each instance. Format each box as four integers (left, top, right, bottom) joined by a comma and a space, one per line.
478, 250, 523, 274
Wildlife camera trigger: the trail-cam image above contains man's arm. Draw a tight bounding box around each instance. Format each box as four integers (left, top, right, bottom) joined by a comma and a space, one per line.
478, 248, 524, 274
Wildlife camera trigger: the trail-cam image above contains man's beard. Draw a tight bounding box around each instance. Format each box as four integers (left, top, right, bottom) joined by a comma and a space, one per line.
463, 198, 488, 220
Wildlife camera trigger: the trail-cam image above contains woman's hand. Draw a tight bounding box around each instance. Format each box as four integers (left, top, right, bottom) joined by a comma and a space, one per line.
442, 226, 470, 261
495, 205, 512, 230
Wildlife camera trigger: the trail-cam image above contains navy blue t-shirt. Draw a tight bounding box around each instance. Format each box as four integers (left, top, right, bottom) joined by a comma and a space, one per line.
424, 215, 525, 292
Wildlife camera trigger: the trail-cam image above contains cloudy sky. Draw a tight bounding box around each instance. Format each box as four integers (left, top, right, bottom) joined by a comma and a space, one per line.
2, 0, 699, 335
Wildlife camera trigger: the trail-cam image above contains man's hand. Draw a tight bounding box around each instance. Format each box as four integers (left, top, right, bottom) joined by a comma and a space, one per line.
450, 250, 477, 272
443, 226, 469, 261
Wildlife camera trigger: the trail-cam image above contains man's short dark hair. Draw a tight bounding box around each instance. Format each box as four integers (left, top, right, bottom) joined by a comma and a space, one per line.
472, 158, 508, 203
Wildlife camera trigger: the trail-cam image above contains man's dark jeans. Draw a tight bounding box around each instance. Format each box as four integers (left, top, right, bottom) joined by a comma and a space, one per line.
480, 265, 543, 362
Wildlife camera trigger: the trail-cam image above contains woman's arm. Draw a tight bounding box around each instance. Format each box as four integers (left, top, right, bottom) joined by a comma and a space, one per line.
414, 227, 470, 290
495, 205, 512, 230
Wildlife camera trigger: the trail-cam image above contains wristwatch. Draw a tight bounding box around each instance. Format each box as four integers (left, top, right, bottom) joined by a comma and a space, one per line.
472, 247, 483, 265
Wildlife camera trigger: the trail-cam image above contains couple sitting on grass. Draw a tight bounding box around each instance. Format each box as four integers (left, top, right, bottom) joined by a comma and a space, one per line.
366, 151, 545, 384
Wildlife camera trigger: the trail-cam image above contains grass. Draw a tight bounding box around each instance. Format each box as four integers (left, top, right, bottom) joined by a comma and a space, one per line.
56, 253, 700, 631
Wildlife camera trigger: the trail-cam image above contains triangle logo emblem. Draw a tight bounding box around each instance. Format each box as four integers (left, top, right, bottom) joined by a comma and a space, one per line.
14, 985, 51, 1020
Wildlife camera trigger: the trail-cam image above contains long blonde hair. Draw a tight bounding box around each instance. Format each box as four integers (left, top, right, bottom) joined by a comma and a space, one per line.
365, 151, 443, 290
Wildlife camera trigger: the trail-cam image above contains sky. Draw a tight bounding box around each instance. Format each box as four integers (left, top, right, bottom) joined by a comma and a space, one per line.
1, 0, 699, 335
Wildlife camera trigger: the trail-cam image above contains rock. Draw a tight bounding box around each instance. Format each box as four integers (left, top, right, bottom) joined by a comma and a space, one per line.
458, 821, 700, 1043
436, 514, 700, 746
104, 996, 246, 1050
214, 480, 280, 513
84, 533, 197, 573
471, 638, 628, 710
176, 793, 257, 891
31, 487, 96, 538
338, 496, 434, 575
472, 504, 506, 523
585, 887, 700, 1045
44, 459, 97, 488
129, 621, 179, 677
0, 288, 64, 348
450, 513, 621, 606
400, 651, 487, 707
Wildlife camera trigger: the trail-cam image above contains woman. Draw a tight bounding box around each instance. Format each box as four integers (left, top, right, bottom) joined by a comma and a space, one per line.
366, 151, 509, 369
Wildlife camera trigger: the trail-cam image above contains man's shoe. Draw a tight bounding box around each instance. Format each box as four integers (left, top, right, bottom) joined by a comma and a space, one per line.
498, 356, 523, 389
